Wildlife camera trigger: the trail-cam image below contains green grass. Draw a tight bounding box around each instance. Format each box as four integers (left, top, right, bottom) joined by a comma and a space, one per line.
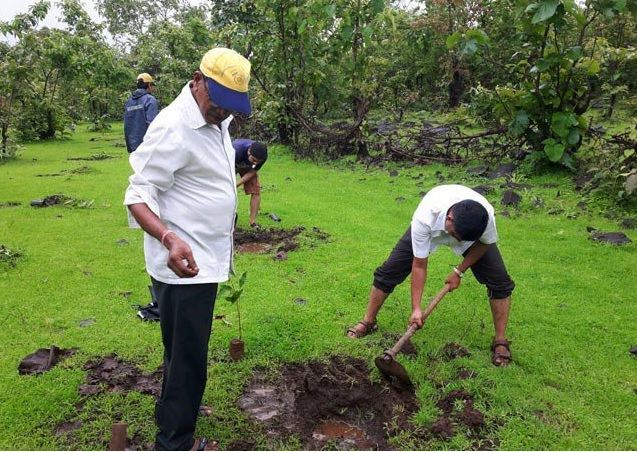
0, 123, 635, 450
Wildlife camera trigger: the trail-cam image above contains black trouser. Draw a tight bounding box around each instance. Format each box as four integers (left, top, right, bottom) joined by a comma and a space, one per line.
151, 278, 218, 451
373, 227, 515, 299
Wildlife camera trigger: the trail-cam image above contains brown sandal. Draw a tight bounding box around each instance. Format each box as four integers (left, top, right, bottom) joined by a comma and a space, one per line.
346, 320, 378, 338
491, 339, 512, 367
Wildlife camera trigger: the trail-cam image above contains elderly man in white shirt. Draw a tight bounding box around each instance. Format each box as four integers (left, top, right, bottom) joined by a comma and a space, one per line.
347, 185, 515, 367
124, 48, 251, 451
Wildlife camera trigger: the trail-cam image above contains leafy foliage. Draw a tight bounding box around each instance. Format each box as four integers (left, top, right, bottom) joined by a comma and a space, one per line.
218, 271, 247, 340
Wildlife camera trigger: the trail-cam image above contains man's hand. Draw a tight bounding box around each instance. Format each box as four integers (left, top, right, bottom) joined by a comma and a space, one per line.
445, 272, 461, 291
409, 308, 424, 329
164, 234, 199, 278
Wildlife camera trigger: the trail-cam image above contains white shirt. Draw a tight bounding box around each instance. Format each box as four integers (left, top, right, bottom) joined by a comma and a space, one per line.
124, 83, 237, 284
411, 185, 498, 258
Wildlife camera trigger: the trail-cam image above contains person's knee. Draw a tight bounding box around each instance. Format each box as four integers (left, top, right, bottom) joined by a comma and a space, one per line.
487, 281, 515, 300
372, 279, 395, 295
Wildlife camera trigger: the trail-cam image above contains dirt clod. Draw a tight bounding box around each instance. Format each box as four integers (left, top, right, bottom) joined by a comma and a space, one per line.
590, 231, 632, 245
18, 346, 76, 375
440, 342, 471, 360
234, 226, 328, 255
82, 355, 162, 397
234, 226, 303, 254
501, 189, 521, 207
237, 356, 418, 450
620, 218, 637, 230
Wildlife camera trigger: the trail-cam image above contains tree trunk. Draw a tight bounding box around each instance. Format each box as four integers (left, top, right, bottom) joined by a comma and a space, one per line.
448, 69, 464, 108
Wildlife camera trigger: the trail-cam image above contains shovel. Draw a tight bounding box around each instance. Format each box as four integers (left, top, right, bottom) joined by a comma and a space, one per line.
375, 284, 451, 386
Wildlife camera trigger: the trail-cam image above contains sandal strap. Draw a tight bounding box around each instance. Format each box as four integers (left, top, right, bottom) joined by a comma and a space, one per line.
492, 339, 511, 352
346, 320, 377, 336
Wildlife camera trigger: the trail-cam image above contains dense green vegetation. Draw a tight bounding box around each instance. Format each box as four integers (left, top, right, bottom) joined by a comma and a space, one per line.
1, 0, 636, 199
0, 125, 635, 450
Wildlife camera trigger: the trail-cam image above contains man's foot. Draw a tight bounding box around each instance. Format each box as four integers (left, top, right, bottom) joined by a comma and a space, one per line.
198, 405, 213, 417
491, 339, 512, 367
250, 222, 261, 229
346, 320, 378, 338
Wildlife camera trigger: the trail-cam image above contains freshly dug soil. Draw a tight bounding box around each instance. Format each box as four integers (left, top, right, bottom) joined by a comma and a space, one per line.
18, 346, 76, 375
234, 226, 329, 254
237, 356, 419, 450
590, 231, 632, 245
80, 354, 162, 397
501, 189, 521, 207
440, 342, 471, 361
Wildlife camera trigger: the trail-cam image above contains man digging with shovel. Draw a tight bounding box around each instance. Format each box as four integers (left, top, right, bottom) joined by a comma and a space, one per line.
347, 184, 515, 367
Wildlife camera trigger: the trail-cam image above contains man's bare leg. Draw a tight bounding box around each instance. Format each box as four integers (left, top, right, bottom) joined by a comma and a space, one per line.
347, 286, 389, 338
489, 296, 512, 365
249, 193, 261, 225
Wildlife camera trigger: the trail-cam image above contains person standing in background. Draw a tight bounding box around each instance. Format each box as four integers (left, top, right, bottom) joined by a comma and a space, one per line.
124, 73, 159, 153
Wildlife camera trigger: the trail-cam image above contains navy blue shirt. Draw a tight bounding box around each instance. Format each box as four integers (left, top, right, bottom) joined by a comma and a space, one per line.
233, 139, 265, 171
124, 89, 159, 153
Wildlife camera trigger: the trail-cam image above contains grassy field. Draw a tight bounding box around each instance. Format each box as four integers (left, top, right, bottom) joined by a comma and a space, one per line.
0, 123, 635, 450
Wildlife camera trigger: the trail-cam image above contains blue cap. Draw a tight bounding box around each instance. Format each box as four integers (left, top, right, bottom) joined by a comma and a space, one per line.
206, 78, 251, 115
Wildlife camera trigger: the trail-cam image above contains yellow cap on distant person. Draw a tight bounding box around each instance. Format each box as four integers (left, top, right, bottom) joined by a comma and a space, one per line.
199, 48, 251, 115
137, 73, 154, 84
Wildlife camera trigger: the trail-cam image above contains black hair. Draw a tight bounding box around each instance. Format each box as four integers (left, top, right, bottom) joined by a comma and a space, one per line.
450, 200, 488, 241
137, 79, 151, 90
250, 142, 268, 161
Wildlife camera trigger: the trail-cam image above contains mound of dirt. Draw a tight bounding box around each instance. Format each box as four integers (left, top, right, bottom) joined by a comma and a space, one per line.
79, 355, 162, 397
18, 346, 76, 375
233, 226, 329, 254
440, 342, 471, 360
237, 356, 418, 450
590, 231, 632, 245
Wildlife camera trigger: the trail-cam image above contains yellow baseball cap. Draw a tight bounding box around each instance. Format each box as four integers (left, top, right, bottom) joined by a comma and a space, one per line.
199, 48, 251, 115
137, 73, 154, 84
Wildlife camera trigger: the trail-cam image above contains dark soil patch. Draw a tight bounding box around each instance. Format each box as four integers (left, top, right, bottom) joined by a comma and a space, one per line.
467, 165, 488, 177
226, 439, 257, 450
472, 185, 493, 196
30, 194, 66, 207
620, 218, 637, 230
487, 163, 516, 179
0, 201, 21, 208
234, 226, 328, 255
457, 367, 477, 380
440, 342, 471, 361
237, 356, 418, 450
430, 390, 486, 440
501, 189, 521, 207
80, 355, 162, 397
589, 231, 632, 245
67, 152, 114, 161
18, 346, 77, 375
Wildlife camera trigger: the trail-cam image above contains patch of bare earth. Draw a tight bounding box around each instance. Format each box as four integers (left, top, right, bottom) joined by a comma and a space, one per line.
233, 226, 328, 255
237, 356, 418, 450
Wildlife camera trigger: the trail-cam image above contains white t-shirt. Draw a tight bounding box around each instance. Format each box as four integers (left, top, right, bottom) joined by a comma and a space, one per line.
124, 83, 237, 284
411, 185, 497, 258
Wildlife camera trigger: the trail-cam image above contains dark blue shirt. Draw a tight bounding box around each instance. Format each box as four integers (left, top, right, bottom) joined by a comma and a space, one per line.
124, 89, 159, 153
233, 139, 265, 171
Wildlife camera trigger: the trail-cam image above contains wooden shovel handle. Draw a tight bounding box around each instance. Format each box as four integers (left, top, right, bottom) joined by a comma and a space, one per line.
386, 284, 451, 358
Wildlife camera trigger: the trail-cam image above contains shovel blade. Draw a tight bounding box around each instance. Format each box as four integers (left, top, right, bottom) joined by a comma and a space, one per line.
374, 355, 413, 387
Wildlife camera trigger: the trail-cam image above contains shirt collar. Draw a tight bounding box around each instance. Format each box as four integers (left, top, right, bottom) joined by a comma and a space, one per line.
180, 83, 208, 130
